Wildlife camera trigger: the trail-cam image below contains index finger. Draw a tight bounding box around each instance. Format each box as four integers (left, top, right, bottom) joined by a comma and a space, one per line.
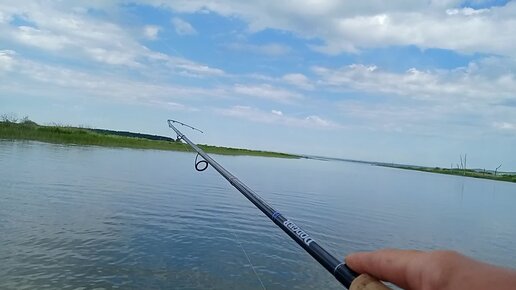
346, 249, 424, 289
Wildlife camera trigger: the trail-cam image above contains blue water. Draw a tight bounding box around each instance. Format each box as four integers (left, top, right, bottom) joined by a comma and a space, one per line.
1, 141, 515, 289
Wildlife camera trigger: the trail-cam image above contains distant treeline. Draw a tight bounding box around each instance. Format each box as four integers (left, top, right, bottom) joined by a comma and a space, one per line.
90, 129, 175, 142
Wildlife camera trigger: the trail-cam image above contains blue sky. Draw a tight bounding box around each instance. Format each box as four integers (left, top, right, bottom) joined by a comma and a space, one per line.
1, 1, 515, 170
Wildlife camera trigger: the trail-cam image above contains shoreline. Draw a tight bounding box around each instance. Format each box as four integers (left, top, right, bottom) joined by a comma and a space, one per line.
0, 121, 299, 159
302, 155, 516, 184
381, 164, 516, 183
3, 120, 514, 183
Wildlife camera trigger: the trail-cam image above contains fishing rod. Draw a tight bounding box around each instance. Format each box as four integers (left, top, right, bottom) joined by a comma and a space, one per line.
167, 119, 389, 290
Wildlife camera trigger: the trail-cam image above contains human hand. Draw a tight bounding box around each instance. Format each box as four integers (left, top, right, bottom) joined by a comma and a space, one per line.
346, 249, 516, 290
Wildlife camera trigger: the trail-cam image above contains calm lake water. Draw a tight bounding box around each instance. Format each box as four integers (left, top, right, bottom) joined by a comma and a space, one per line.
1, 140, 515, 289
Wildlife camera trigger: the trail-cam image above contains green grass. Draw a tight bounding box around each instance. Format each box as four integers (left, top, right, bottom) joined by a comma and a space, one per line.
388, 165, 516, 183
0, 121, 299, 159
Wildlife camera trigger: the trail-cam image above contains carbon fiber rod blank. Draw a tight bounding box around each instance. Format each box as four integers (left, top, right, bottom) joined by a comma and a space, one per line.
168, 119, 358, 288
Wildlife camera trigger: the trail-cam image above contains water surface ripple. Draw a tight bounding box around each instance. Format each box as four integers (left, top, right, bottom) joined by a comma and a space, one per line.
1, 141, 515, 289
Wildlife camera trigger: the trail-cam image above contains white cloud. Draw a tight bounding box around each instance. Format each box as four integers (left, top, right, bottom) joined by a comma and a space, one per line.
310, 11, 515, 56
85, 47, 141, 66
146, 0, 516, 57
0, 50, 16, 71
171, 17, 197, 35
3, 1, 515, 62
0, 53, 225, 106
335, 98, 516, 136
304, 115, 335, 128
147, 100, 200, 112
14, 26, 72, 51
281, 73, 314, 90
337, 101, 444, 133
233, 84, 302, 103
310, 59, 516, 135
143, 25, 160, 40
313, 63, 516, 103
446, 7, 489, 15
171, 58, 225, 76
0, 10, 6, 23
217, 106, 341, 129
0, 3, 144, 66
493, 122, 516, 131
0, 2, 223, 76
226, 42, 291, 56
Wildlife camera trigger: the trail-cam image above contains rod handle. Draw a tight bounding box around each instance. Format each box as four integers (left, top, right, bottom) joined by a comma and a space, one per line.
350, 274, 391, 290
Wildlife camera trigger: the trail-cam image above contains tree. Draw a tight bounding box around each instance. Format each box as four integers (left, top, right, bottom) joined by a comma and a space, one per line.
0, 113, 18, 123
459, 154, 467, 175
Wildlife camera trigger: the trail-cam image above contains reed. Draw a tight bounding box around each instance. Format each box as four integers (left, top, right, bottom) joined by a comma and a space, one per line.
0, 121, 298, 158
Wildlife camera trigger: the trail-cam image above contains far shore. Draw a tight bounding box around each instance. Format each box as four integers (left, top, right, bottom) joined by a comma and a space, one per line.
0, 120, 299, 159
383, 164, 516, 183
2, 119, 514, 183
303, 155, 516, 184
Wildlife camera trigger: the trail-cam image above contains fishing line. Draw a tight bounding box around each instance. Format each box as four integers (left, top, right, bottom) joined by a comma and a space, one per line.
228, 225, 267, 290
169, 120, 265, 289
166, 119, 390, 290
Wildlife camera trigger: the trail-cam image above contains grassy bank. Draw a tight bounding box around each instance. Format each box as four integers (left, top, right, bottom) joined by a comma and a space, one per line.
0, 121, 298, 158
385, 164, 516, 183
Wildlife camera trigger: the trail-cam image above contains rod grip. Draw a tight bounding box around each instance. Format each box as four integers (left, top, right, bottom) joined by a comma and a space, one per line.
349, 274, 391, 290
